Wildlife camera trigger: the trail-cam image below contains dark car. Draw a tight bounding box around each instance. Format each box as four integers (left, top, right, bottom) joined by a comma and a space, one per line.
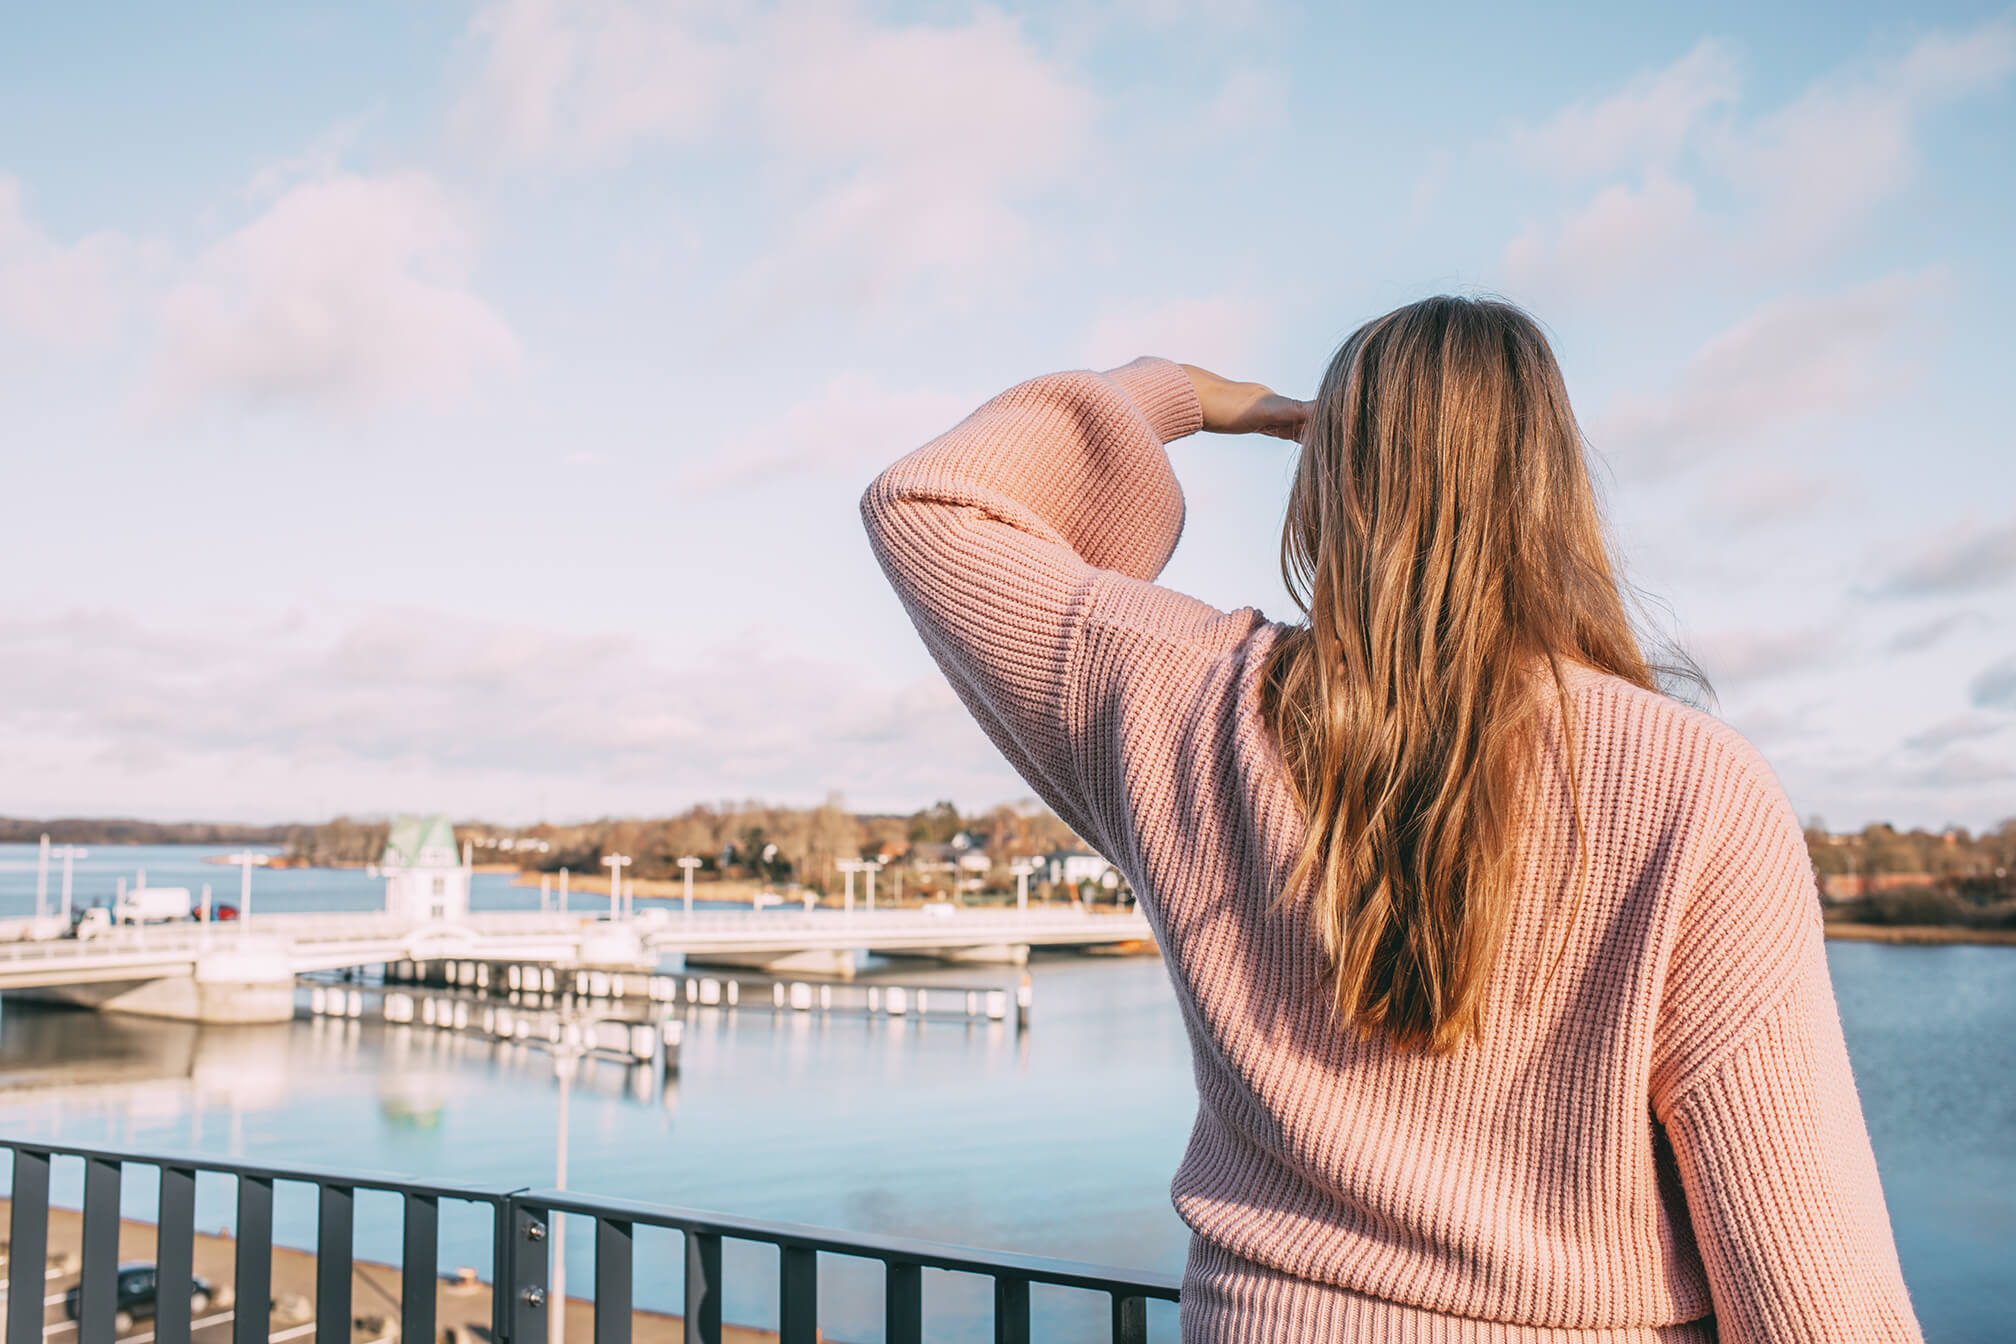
63, 1263, 216, 1333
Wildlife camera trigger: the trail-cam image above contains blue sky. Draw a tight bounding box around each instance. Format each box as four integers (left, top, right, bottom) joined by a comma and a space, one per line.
2, 1, 2011, 829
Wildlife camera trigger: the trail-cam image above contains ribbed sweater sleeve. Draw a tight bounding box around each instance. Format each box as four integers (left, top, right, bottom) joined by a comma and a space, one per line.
858, 357, 1211, 854
1654, 758, 1921, 1342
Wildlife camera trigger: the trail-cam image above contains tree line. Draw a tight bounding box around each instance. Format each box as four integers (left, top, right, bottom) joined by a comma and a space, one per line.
283, 797, 1086, 895
1805, 819, 2016, 930
0, 817, 293, 845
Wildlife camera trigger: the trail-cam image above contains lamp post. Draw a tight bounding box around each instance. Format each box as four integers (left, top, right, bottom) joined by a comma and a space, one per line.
1010, 861, 1034, 916
35, 833, 49, 920
862, 859, 882, 913
601, 854, 631, 921
547, 1026, 584, 1344
677, 856, 702, 917
225, 851, 262, 927
836, 860, 862, 915
51, 845, 87, 925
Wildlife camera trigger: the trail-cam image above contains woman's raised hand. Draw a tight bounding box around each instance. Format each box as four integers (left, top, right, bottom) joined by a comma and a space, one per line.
1178, 364, 1310, 441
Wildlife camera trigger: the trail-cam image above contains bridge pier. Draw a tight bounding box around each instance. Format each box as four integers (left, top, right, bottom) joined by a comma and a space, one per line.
687, 947, 864, 979
2, 939, 296, 1024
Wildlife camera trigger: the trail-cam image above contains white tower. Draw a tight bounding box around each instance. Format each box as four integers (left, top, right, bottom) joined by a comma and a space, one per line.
382, 815, 471, 922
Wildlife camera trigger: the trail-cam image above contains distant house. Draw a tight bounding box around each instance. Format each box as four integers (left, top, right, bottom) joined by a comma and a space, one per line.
383, 814, 471, 922
1044, 849, 1111, 887
906, 843, 959, 875
1820, 871, 1938, 903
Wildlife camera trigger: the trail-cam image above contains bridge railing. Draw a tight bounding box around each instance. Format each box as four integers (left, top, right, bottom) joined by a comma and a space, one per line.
3, 1140, 1179, 1344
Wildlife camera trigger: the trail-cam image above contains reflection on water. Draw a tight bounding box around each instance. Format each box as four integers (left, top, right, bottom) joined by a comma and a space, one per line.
1, 848, 2010, 1341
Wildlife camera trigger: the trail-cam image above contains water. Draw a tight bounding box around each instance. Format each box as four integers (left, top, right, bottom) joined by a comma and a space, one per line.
1, 846, 2010, 1341
0, 841, 559, 919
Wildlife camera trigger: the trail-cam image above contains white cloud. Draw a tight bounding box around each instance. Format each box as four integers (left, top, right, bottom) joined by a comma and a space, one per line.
1502, 18, 2016, 295
454, 0, 728, 157
1693, 467, 1839, 535
1901, 713, 2008, 753
1715, 17, 2016, 253
681, 376, 975, 493
0, 605, 1024, 822
456, 0, 1098, 312
1876, 521, 2016, 598
1502, 171, 1702, 299
1193, 68, 1289, 138
1508, 39, 1741, 180
1077, 295, 1268, 374
1904, 750, 2015, 788
1587, 270, 1937, 474
0, 173, 139, 351
1691, 624, 1840, 686
146, 173, 517, 416
1885, 611, 1986, 654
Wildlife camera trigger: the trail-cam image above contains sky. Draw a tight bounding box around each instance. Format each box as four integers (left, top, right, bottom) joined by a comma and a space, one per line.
1, 1, 2012, 831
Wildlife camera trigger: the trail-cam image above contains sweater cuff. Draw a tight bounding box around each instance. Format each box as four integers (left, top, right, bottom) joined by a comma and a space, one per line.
1104, 357, 1203, 445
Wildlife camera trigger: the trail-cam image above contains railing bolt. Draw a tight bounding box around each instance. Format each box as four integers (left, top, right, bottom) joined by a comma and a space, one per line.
522, 1287, 546, 1307
525, 1219, 546, 1241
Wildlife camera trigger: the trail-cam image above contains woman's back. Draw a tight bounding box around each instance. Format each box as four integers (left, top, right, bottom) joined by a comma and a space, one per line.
861, 343, 1921, 1341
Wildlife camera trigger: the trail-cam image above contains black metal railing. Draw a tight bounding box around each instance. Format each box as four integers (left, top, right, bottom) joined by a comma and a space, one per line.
3, 1140, 1180, 1344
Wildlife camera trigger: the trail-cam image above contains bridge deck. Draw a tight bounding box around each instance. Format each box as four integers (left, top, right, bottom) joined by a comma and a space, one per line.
0, 907, 1154, 990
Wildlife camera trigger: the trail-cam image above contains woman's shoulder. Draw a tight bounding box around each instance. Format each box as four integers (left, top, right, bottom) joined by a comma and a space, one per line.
1557, 662, 1794, 822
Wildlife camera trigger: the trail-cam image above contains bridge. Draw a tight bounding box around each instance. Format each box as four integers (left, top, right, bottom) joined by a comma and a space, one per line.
0, 906, 1155, 1023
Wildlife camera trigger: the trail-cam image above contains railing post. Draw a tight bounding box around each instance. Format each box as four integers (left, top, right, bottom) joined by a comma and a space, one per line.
315, 1183, 353, 1344
401, 1194, 439, 1344
778, 1245, 816, 1344
994, 1276, 1030, 1344
156, 1164, 198, 1344
235, 1175, 274, 1344
594, 1217, 633, 1344
506, 1198, 549, 1344
1112, 1292, 1148, 1344
885, 1261, 923, 1344
8, 1148, 51, 1344
685, 1231, 722, 1344
79, 1155, 121, 1344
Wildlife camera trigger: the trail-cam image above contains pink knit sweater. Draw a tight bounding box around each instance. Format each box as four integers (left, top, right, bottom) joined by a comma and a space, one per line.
861, 358, 1921, 1342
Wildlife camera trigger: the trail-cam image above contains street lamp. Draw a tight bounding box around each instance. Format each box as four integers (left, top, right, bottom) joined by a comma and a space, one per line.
1009, 861, 1034, 916
677, 857, 702, 917
862, 859, 883, 913
225, 851, 262, 926
836, 860, 863, 915
601, 854, 631, 921
547, 1025, 585, 1344
51, 844, 87, 925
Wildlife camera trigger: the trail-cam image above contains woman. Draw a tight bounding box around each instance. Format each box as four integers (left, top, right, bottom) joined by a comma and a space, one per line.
860, 296, 1919, 1341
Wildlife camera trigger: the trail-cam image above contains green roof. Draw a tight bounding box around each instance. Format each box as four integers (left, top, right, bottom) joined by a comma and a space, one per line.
381, 814, 459, 868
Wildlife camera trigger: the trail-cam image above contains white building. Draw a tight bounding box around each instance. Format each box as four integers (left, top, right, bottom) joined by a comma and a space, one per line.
1044, 848, 1112, 888
382, 814, 471, 922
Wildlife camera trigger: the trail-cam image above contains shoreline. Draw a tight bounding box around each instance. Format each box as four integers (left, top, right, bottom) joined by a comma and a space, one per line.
1823, 921, 2016, 946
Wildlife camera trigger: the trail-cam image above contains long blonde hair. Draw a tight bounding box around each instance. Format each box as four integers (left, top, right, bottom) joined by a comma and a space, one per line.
1262, 296, 1669, 1053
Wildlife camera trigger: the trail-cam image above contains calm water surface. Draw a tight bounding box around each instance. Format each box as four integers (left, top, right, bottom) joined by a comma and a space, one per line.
0, 846, 2009, 1341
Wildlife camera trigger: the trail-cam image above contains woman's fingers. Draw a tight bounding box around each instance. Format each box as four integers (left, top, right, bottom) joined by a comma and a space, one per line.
1257, 394, 1311, 439
1177, 362, 1311, 439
